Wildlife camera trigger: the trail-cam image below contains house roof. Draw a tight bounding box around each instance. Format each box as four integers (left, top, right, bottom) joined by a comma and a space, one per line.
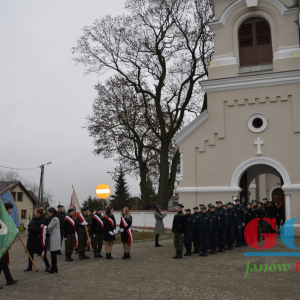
0, 181, 38, 205
172, 110, 208, 145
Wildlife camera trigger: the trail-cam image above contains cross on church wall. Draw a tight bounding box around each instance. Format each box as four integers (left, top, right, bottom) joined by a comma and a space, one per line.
254, 137, 264, 156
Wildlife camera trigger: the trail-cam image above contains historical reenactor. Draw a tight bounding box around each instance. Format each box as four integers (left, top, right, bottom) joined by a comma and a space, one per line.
183, 209, 194, 256
226, 202, 240, 250
172, 204, 186, 259
103, 206, 116, 259
192, 206, 201, 254
233, 198, 245, 247
209, 205, 220, 254
216, 201, 227, 252
57, 204, 66, 255
75, 207, 89, 260
198, 206, 211, 257
91, 207, 104, 258
120, 207, 133, 259
64, 208, 77, 262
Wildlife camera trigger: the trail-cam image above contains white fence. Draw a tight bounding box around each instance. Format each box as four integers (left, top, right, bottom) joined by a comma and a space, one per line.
113, 211, 176, 232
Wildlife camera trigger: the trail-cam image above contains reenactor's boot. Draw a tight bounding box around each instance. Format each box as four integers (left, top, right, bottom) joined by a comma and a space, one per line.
192, 248, 197, 254
98, 252, 103, 258
226, 245, 233, 250
172, 251, 179, 259
83, 252, 90, 259
184, 250, 191, 256
94, 252, 98, 258
202, 250, 208, 256
66, 255, 74, 261
79, 253, 84, 260
176, 251, 183, 259
199, 251, 204, 256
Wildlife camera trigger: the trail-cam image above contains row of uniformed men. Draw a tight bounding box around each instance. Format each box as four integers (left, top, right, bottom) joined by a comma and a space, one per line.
171, 198, 275, 259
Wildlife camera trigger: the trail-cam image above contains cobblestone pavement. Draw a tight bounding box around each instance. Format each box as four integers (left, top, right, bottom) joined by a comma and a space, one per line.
1, 234, 300, 300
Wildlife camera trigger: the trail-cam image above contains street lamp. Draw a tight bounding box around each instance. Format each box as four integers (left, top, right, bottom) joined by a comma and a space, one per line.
38, 162, 52, 207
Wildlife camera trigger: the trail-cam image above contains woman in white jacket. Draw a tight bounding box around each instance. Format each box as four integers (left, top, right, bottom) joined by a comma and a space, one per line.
47, 208, 61, 273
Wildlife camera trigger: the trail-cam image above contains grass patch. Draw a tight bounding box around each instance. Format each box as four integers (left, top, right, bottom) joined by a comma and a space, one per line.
114, 231, 172, 243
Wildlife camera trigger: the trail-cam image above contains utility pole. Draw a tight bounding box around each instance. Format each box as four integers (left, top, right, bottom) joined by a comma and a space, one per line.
37, 162, 52, 207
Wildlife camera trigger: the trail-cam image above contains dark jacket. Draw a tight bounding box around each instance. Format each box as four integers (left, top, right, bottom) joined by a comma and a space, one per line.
199, 212, 212, 232
216, 207, 228, 229
172, 211, 186, 234
91, 214, 104, 234
186, 214, 195, 233
210, 211, 220, 230
63, 216, 76, 238
263, 203, 277, 219
227, 208, 241, 227
249, 206, 263, 220
57, 210, 66, 229
233, 204, 245, 224
103, 214, 116, 241
192, 212, 201, 232
26, 215, 48, 254
120, 216, 133, 243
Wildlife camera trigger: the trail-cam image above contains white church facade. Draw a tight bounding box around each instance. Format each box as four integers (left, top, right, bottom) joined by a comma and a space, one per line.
174, 0, 300, 227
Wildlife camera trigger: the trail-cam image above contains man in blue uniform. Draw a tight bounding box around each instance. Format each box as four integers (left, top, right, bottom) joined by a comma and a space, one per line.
184, 209, 194, 256
192, 206, 201, 254
216, 200, 227, 252
233, 198, 245, 247
209, 205, 220, 254
226, 202, 241, 250
199, 206, 212, 257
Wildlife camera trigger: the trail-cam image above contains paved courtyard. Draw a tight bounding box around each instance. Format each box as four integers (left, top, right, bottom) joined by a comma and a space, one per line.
1, 233, 300, 299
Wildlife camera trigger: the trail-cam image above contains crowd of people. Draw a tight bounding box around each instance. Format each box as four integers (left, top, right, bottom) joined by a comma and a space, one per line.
168, 197, 282, 259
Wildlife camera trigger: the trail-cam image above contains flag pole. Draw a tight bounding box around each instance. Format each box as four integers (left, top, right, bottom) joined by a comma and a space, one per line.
72, 185, 92, 248
18, 233, 38, 272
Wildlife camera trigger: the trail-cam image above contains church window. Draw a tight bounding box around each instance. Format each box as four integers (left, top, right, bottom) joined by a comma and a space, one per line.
248, 114, 267, 133
238, 17, 273, 67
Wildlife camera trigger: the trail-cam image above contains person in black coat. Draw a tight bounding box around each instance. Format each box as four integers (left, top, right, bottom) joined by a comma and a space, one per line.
198, 206, 212, 257
103, 206, 116, 259
216, 201, 228, 252
209, 205, 220, 254
226, 202, 241, 250
24, 207, 50, 272
184, 208, 195, 256
233, 198, 245, 247
120, 207, 133, 259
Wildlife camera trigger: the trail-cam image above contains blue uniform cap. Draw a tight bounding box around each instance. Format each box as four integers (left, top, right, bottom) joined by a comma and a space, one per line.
201, 206, 207, 210
234, 198, 240, 202
216, 201, 222, 204
185, 208, 191, 212
193, 206, 199, 210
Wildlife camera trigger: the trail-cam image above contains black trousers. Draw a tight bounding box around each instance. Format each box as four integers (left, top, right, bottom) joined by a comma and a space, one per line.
227, 226, 234, 245
193, 230, 200, 248
210, 228, 218, 249
0, 253, 13, 282
50, 251, 57, 270
28, 253, 50, 268
218, 227, 226, 247
235, 225, 243, 243
184, 232, 193, 250
199, 230, 210, 250
155, 234, 159, 245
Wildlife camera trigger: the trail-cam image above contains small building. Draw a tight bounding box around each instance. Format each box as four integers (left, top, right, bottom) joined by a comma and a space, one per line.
0, 181, 38, 225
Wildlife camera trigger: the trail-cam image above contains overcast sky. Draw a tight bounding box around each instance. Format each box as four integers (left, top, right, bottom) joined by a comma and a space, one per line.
0, 0, 141, 206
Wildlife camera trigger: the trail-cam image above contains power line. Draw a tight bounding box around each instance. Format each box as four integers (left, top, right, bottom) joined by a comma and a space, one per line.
0, 165, 41, 171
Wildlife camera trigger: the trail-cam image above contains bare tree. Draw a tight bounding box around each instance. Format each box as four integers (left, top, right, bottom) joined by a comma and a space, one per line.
73, 0, 213, 208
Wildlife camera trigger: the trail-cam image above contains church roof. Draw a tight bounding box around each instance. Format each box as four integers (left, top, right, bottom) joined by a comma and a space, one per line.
173, 110, 208, 145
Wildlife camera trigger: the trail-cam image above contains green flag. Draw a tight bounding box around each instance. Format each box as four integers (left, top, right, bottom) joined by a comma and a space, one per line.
0, 196, 18, 260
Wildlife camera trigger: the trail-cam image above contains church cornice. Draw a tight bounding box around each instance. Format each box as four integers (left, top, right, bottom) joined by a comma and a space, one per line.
209, 0, 299, 29
200, 70, 300, 92
173, 110, 208, 145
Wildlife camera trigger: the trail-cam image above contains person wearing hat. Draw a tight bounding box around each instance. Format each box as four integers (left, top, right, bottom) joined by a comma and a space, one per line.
91, 207, 104, 258
233, 198, 245, 247
57, 204, 66, 255
216, 201, 227, 253
198, 206, 211, 257
154, 205, 167, 247
261, 198, 277, 234
75, 207, 89, 260
209, 205, 220, 254
183, 209, 194, 256
64, 208, 77, 261
226, 202, 240, 250
192, 206, 201, 254
172, 204, 186, 259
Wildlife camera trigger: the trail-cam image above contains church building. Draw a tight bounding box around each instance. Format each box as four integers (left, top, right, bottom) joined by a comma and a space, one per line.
174, 0, 300, 227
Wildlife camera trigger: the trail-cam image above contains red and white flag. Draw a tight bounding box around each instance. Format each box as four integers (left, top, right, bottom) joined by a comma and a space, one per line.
70, 190, 81, 219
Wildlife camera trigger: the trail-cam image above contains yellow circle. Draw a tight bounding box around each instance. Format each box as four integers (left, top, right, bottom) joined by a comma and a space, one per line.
95, 184, 111, 199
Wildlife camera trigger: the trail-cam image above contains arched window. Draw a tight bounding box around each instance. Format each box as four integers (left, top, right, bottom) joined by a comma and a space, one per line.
238, 17, 273, 67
